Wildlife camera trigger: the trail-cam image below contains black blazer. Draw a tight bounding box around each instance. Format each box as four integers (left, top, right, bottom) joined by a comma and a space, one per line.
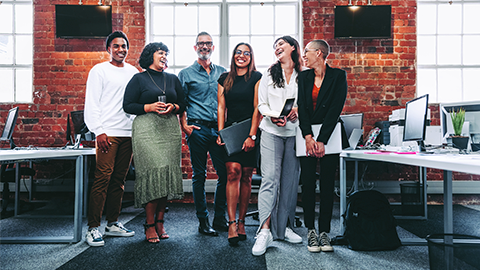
297, 64, 348, 146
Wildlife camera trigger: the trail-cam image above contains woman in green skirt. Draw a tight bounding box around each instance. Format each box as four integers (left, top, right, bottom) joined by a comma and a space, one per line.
123, 42, 185, 243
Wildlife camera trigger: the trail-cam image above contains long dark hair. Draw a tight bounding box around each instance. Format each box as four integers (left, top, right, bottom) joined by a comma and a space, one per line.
268, 36, 302, 88
223, 43, 256, 94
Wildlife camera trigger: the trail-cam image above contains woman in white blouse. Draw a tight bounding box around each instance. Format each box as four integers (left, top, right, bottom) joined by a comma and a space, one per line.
252, 36, 303, 256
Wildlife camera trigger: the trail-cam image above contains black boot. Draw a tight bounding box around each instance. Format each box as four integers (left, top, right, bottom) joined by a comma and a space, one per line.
198, 217, 218, 236
212, 216, 228, 232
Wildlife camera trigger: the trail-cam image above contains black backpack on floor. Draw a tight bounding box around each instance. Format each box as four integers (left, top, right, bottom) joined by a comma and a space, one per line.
342, 189, 401, 251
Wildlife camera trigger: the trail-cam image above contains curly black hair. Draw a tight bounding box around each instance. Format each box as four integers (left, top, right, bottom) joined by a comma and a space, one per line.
139, 42, 169, 69
268, 36, 302, 88
105, 31, 129, 52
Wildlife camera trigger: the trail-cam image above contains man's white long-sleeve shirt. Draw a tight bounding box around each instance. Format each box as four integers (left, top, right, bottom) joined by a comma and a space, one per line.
84, 61, 138, 137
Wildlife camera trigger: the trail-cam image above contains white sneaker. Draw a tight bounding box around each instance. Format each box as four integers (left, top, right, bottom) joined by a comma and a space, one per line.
252, 229, 273, 256
284, 227, 302, 244
104, 222, 135, 237
319, 232, 334, 252
86, 227, 104, 247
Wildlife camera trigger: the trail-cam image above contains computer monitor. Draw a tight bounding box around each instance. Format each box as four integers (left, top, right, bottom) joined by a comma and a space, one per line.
0, 107, 19, 149
70, 110, 95, 148
403, 94, 429, 152
340, 113, 363, 139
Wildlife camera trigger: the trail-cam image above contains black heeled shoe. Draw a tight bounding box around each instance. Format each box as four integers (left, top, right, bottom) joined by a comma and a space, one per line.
156, 219, 169, 239
238, 219, 247, 241
143, 223, 159, 243
227, 220, 239, 246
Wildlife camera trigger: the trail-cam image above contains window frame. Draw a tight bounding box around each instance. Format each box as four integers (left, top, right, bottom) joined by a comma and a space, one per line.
416, 0, 480, 103
146, 0, 302, 74
0, 0, 33, 104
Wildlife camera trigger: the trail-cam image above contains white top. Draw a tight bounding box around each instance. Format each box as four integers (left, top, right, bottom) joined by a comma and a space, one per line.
84, 61, 138, 137
258, 69, 299, 137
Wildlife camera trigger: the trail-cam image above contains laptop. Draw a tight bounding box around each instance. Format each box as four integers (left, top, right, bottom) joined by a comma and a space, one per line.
219, 118, 253, 156
345, 128, 363, 150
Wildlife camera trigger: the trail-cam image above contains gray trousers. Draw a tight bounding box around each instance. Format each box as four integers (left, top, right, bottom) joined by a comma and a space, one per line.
257, 131, 300, 240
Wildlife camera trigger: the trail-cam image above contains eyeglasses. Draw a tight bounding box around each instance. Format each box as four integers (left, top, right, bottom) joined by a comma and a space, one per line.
196, 41, 213, 48
303, 48, 319, 55
235, 50, 251, 57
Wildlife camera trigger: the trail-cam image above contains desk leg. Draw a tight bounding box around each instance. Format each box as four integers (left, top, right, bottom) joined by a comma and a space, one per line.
14, 163, 20, 216
340, 157, 346, 234
74, 155, 84, 243
83, 156, 88, 217
443, 170, 454, 270
444, 170, 453, 234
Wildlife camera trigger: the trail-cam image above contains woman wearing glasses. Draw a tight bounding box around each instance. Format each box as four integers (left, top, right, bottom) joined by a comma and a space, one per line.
123, 42, 186, 243
216, 43, 262, 245
252, 36, 303, 256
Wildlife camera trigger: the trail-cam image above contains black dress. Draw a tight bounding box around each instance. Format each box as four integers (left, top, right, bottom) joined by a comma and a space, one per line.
218, 71, 262, 167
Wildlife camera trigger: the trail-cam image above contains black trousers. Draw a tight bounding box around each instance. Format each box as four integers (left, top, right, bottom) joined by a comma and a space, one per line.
300, 154, 339, 233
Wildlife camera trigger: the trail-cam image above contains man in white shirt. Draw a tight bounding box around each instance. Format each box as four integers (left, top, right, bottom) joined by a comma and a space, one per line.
84, 31, 139, 247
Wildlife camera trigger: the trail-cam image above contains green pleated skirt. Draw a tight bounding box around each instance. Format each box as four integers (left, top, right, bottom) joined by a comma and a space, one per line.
132, 113, 184, 208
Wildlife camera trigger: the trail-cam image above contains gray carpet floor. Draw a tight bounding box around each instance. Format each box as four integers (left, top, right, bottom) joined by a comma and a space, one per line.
0, 201, 456, 270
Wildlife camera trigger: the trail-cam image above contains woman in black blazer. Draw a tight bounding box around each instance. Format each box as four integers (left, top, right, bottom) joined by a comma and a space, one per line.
297, 40, 347, 253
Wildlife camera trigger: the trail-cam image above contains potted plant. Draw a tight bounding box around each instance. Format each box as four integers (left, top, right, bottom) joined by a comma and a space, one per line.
450, 108, 469, 151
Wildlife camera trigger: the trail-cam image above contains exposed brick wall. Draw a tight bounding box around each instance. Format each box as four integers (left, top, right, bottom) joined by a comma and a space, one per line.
0, 0, 477, 184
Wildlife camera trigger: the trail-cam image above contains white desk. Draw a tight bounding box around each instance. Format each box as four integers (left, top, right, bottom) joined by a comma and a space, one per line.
339, 150, 480, 245
0, 148, 96, 243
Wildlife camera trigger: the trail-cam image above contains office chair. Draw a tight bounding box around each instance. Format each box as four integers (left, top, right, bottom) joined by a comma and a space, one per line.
0, 162, 36, 214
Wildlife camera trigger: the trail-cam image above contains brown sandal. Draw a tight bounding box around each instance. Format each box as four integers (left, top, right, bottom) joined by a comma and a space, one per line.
144, 223, 159, 243
156, 219, 169, 239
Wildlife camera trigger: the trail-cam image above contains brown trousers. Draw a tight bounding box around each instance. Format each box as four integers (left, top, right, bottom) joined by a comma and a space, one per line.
87, 137, 132, 228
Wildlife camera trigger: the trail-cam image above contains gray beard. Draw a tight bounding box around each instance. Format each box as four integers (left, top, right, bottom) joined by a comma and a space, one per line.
197, 51, 212, 61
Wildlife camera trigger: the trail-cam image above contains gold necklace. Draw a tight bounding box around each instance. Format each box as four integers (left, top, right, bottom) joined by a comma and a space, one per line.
146, 70, 166, 95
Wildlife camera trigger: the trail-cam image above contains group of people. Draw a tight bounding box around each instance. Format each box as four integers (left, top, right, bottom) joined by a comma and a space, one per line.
83, 30, 348, 256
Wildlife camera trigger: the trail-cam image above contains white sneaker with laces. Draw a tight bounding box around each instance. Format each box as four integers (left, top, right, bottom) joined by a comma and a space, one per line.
104, 222, 135, 237
319, 231, 334, 252
86, 227, 104, 247
284, 227, 302, 243
252, 229, 273, 256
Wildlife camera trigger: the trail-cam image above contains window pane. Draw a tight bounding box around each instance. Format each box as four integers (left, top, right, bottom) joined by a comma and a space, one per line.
251, 36, 275, 67
16, 35, 32, 65
417, 4, 436, 35
438, 4, 461, 35
251, 5, 273, 35
227, 0, 249, 2
174, 36, 197, 66
275, 5, 296, 35
437, 35, 461, 65
417, 36, 436, 65
175, 6, 198, 35
0, 68, 14, 102
199, 6, 220, 36
152, 6, 174, 35
0, 4, 13, 34
463, 35, 480, 65
15, 68, 32, 103
463, 68, 480, 101
437, 69, 462, 103
417, 69, 437, 103
15, 4, 33, 34
0, 35, 14, 64
210, 35, 220, 65
464, 4, 480, 34
229, 5, 249, 35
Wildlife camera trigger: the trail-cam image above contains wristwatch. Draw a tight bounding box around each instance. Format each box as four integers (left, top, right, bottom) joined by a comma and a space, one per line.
249, 135, 257, 141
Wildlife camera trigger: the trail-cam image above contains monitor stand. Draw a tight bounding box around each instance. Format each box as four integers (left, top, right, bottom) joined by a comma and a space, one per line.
417, 141, 427, 153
